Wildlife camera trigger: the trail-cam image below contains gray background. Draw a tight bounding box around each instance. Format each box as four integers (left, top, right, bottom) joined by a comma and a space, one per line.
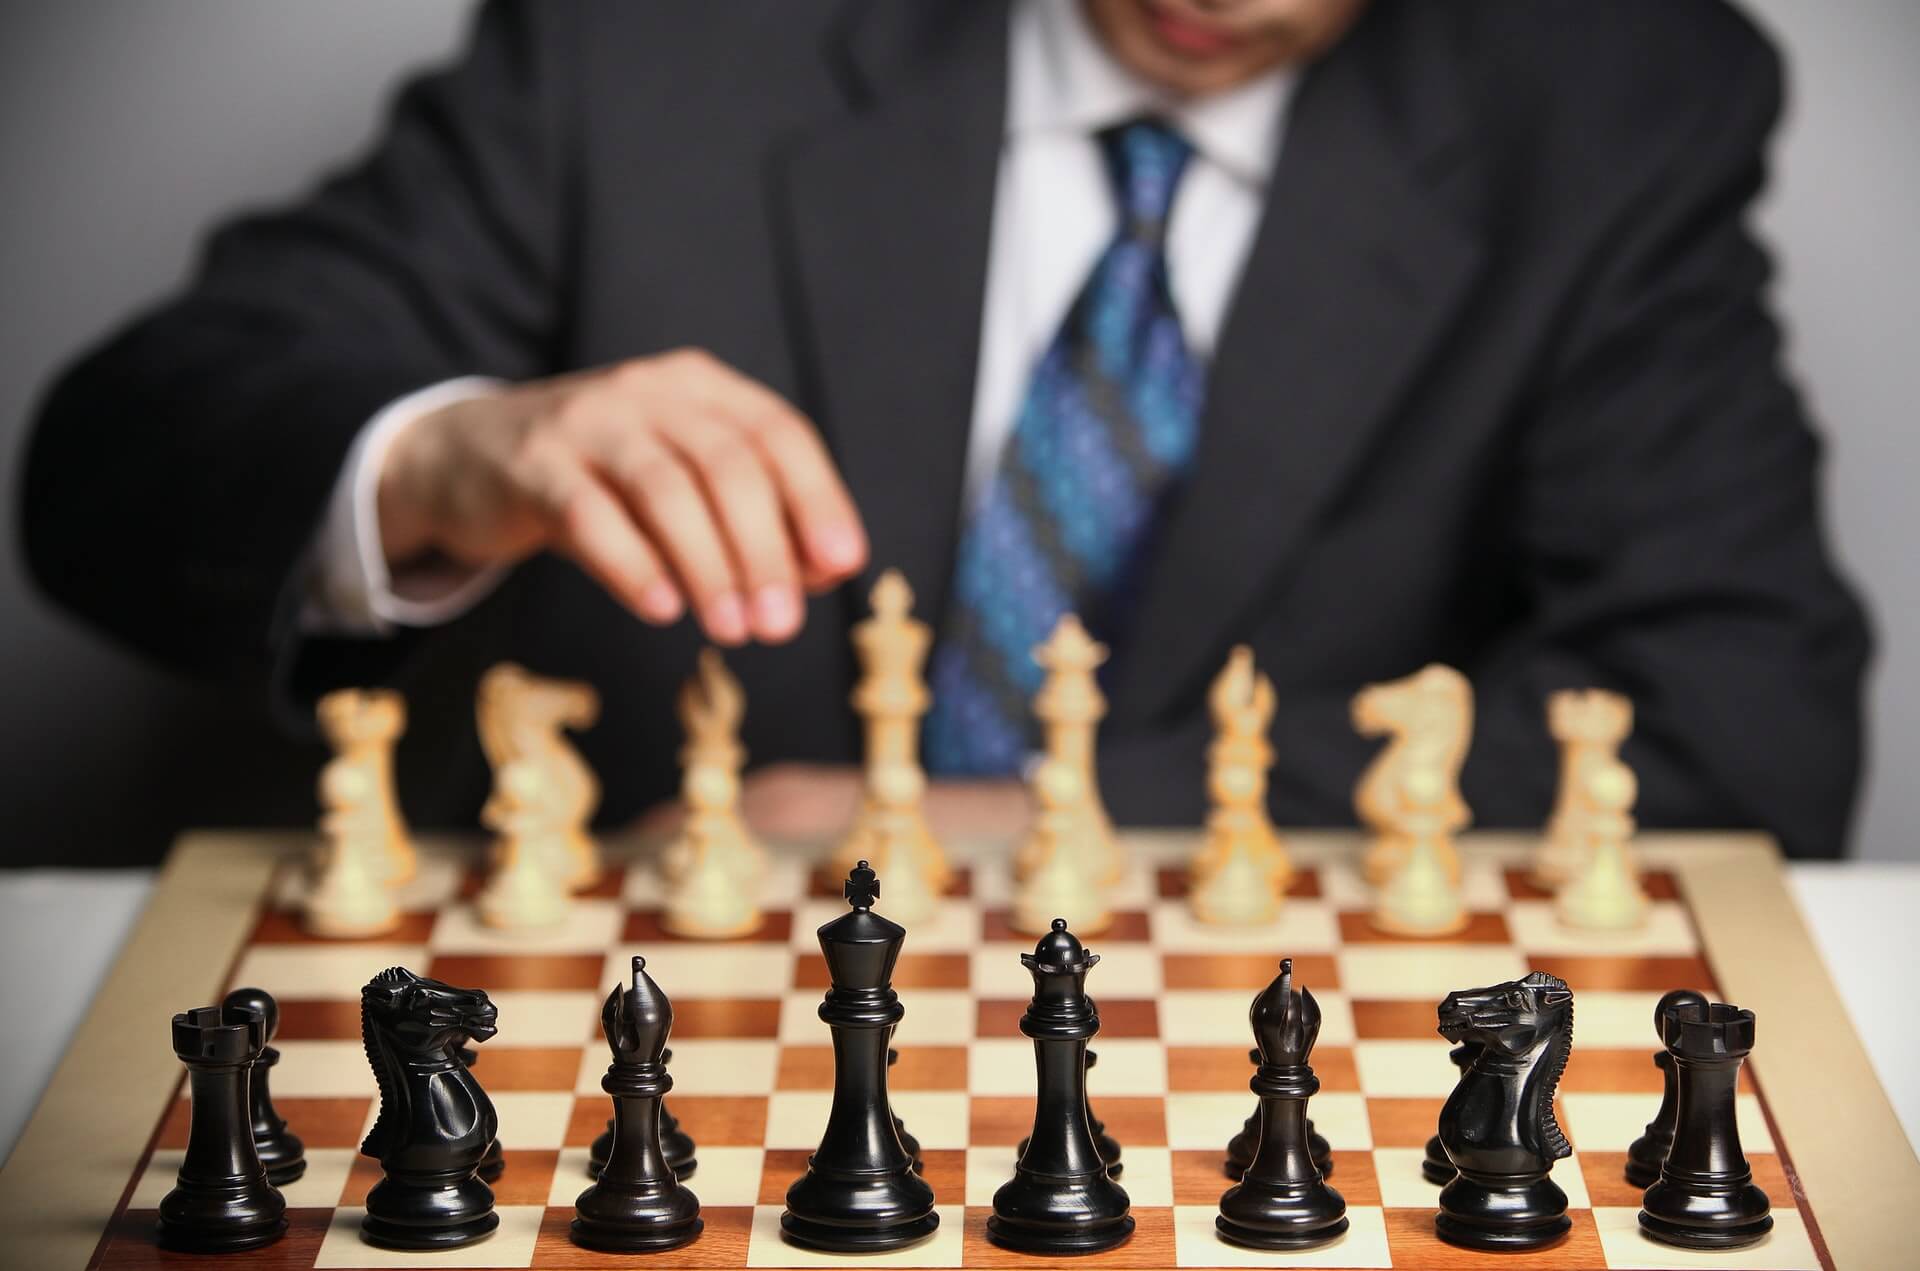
1, 1, 1914, 862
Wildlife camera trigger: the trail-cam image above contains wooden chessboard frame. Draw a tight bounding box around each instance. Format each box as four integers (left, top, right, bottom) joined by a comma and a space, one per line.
2, 829, 1914, 1268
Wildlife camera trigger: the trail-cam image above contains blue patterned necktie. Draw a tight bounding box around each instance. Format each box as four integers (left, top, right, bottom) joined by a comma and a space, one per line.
924, 119, 1204, 774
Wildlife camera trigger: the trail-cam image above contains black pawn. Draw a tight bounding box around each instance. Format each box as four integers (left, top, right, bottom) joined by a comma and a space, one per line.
455, 1043, 505, 1183
890, 1047, 923, 1170
1018, 1049, 1122, 1177
781, 862, 938, 1252
1639, 998, 1773, 1249
571, 956, 704, 1252
989, 919, 1133, 1255
1625, 989, 1710, 1187
1215, 959, 1348, 1250
156, 1004, 287, 1253
222, 987, 306, 1187
1226, 1048, 1331, 1179
590, 1047, 696, 1179
1422, 1043, 1478, 1184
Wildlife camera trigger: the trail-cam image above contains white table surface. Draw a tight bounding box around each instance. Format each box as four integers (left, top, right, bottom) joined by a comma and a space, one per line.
2, 863, 1915, 1170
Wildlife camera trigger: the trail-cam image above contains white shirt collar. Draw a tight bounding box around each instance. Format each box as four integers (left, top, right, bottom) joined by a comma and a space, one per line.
1009, 0, 1295, 188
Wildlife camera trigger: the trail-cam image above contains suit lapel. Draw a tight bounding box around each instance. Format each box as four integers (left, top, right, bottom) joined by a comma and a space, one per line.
770, 0, 1011, 630
1113, 15, 1486, 718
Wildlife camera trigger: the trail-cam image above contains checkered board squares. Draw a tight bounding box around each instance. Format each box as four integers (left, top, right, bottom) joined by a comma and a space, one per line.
92, 838, 1830, 1269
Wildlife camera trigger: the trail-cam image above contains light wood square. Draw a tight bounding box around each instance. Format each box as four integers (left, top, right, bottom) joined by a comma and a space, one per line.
1351, 1039, 1459, 1097
1172, 1202, 1392, 1267
1163, 1092, 1370, 1152
489, 1091, 574, 1149
609, 944, 793, 1003
1149, 899, 1341, 954
1560, 1091, 1774, 1153
1160, 990, 1354, 1046
889, 1093, 971, 1150
271, 1040, 378, 1098
627, 1039, 779, 1096
482, 989, 599, 1046
1507, 900, 1698, 956
1336, 946, 1530, 1000
313, 1203, 543, 1267
1591, 1205, 1820, 1269
230, 945, 430, 1001
428, 898, 623, 954
744, 1203, 962, 1266
896, 990, 979, 1044
1561, 990, 1671, 1048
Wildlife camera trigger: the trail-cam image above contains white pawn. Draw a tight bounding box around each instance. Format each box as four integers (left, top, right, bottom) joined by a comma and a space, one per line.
662, 766, 763, 939
1190, 832, 1280, 926
864, 764, 939, 926
1556, 764, 1648, 931
477, 762, 571, 930
305, 762, 400, 939
1372, 829, 1467, 937
1011, 760, 1111, 936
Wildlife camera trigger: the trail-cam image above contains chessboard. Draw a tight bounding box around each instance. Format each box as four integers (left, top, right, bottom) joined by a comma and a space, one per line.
4, 830, 1914, 1269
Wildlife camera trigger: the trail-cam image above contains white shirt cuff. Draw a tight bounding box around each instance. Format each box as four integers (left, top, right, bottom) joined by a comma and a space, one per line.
300, 376, 507, 635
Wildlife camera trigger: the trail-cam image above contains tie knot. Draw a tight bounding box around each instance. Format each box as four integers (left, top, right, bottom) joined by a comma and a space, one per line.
1101, 118, 1194, 240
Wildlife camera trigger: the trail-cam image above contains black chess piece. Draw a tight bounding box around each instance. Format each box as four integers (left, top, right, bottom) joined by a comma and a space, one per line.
454, 1043, 506, 1183
1017, 1049, 1122, 1177
1625, 989, 1710, 1187
1422, 1043, 1479, 1184
988, 919, 1134, 1255
590, 1047, 696, 1179
222, 986, 306, 1187
1226, 1047, 1331, 1180
781, 862, 938, 1252
889, 1047, 923, 1171
1639, 998, 1773, 1249
156, 1004, 288, 1253
571, 956, 705, 1252
1215, 959, 1348, 1249
358, 967, 501, 1250
1433, 972, 1574, 1251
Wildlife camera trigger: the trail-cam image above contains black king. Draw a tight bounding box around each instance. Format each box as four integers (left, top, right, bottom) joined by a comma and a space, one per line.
780, 861, 938, 1252
988, 918, 1134, 1254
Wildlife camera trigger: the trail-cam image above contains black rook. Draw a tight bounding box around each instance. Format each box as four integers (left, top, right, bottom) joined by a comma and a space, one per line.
1638, 998, 1772, 1249
156, 1004, 287, 1253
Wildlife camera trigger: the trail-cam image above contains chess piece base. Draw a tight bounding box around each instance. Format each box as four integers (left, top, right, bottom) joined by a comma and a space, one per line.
360, 1177, 498, 1250
1639, 1180, 1772, 1249
780, 1210, 938, 1253
571, 1178, 703, 1253
986, 1211, 1134, 1255
1369, 909, 1469, 938
155, 1214, 288, 1254
571, 1215, 703, 1253
1435, 1172, 1569, 1251
257, 1135, 307, 1188
1216, 1177, 1348, 1250
1215, 1212, 1348, 1251
1622, 1148, 1662, 1189
1421, 1135, 1455, 1184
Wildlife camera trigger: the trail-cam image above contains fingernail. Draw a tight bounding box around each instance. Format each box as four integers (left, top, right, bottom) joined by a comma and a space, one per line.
812, 524, 866, 572
752, 584, 802, 640
638, 581, 683, 624
706, 592, 748, 645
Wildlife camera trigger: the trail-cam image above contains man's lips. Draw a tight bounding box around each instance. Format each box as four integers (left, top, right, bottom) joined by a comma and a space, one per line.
1144, 4, 1243, 56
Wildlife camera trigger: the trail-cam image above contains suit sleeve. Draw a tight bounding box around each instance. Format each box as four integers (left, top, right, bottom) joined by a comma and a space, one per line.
20, 0, 572, 677
1460, 25, 1871, 858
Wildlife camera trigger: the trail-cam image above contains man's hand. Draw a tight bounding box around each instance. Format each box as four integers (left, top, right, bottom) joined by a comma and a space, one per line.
376, 349, 868, 645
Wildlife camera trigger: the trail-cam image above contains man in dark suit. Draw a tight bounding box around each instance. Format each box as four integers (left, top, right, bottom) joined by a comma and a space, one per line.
22, 0, 1870, 857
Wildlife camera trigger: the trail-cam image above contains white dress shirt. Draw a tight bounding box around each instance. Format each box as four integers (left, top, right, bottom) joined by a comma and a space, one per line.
303, 0, 1294, 633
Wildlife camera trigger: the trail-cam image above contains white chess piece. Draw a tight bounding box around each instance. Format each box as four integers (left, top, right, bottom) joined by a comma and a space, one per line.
305, 761, 400, 938
1555, 762, 1648, 931
862, 763, 939, 925
662, 765, 764, 938
1372, 828, 1468, 937
1011, 759, 1112, 936
1190, 832, 1281, 926
477, 761, 571, 930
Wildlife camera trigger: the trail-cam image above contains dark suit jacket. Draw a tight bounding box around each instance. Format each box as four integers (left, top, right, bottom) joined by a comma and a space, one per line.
22, 0, 1871, 857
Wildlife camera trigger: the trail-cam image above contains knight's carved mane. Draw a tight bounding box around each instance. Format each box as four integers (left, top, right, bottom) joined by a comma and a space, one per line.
1518, 971, 1573, 1161
359, 967, 416, 1158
